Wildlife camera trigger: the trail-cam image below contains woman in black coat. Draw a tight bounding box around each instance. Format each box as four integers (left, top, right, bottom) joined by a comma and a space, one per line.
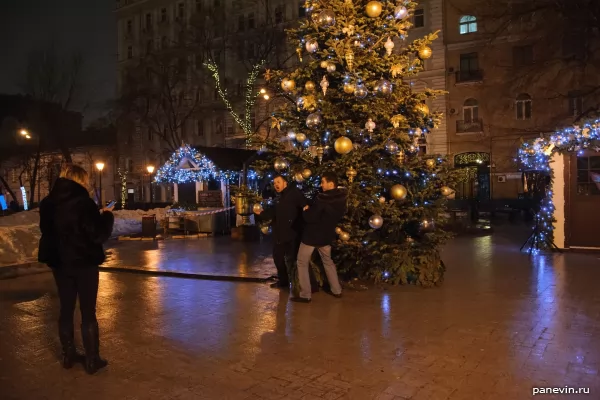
38, 164, 114, 374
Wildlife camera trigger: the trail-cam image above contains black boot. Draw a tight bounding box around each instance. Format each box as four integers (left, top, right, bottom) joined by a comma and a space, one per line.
58, 321, 77, 369
81, 321, 108, 375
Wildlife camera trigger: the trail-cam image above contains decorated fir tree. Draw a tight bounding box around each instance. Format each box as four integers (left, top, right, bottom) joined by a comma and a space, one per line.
253, 0, 458, 286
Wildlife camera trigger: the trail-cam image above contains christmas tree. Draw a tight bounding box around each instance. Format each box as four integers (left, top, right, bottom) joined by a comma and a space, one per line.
253, 0, 458, 286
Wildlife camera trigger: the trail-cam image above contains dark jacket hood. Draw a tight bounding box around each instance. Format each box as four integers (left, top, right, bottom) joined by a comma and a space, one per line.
316, 187, 348, 207
49, 178, 90, 203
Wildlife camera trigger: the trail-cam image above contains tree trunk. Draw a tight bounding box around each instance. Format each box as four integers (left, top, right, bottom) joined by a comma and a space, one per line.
0, 175, 18, 203
29, 150, 41, 205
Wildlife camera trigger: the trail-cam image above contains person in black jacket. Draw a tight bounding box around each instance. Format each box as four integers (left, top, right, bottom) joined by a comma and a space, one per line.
255, 175, 307, 288
38, 165, 114, 375
292, 172, 348, 303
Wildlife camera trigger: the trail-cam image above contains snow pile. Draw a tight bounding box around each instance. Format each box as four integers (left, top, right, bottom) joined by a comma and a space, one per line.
0, 207, 168, 267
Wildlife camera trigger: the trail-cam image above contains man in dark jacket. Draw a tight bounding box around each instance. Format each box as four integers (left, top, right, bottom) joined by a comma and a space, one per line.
38, 166, 114, 375
292, 172, 348, 303
256, 174, 307, 288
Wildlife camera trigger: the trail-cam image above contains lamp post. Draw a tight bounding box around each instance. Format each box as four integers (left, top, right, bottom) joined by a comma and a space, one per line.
95, 162, 105, 206
146, 165, 155, 204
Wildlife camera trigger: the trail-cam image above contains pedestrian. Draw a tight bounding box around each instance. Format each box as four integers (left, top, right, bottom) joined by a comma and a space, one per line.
255, 174, 308, 289
38, 164, 115, 374
292, 172, 348, 303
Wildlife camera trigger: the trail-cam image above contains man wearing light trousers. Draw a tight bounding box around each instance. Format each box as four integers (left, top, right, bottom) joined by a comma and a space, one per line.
292, 172, 348, 303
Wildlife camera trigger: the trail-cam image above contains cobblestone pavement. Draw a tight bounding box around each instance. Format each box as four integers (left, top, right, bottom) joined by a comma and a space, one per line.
1, 232, 600, 399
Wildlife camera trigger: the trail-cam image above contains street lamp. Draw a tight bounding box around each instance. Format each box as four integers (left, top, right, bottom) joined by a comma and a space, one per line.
19, 129, 31, 140
146, 165, 155, 204
95, 162, 105, 206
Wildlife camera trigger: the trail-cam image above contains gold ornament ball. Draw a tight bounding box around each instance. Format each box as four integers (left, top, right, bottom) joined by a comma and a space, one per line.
335, 227, 343, 235
294, 173, 305, 183
418, 46, 433, 60
281, 78, 296, 92
261, 226, 270, 235
390, 184, 408, 200
334, 136, 353, 154
305, 81, 316, 92
441, 186, 453, 197
320, 60, 329, 69
302, 168, 312, 179
414, 103, 430, 115
295, 132, 307, 142
327, 63, 337, 73
343, 82, 356, 94
274, 158, 288, 171
379, 196, 386, 204
426, 158, 436, 169
340, 231, 351, 241
365, 1, 383, 18
252, 203, 263, 214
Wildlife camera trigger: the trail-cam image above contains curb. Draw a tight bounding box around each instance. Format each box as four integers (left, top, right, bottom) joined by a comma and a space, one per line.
0, 262, 49, 280
97, 266, 273, 283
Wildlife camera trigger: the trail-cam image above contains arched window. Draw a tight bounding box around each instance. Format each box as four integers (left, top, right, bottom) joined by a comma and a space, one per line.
459, 16, 477, 34
463, 98, 479, 122
516, 93, 532, 120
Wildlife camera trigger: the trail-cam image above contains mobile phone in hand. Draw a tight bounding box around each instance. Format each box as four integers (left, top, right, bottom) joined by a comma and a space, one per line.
106, 200, 116, 209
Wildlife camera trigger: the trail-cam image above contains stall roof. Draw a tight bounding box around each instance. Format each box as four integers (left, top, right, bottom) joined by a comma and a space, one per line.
193, 146, 267, 171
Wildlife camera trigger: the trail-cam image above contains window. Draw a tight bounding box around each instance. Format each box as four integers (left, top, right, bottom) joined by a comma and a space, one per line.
178, 3, 185, 19
516, 93, 532, 120
413, 9, 424, 28
250, 113, 255, 130
126, 20, 132, 34
145, 13, 152, 29
197, 120, 204, 136
161, 36, 168, 49
513, 45, 533, 67
216, 118, 224, 134
569, 91, 584, 117
196, 0, 202, 12
577, 156, 600, 195
11, 169, 17, 183
247, 13, 255, 29
460, 52, 478, 72
126, 158, 134, 172
161, 8, 167, 22
213, 0, 220, 7
213, 88, 219, 101
227, 126, 234, 136
275, 6, 284, 24
463, 98, 479, 122
562, 31, 586, 60
127, 46, 133, 59
148, 129, 153, 141
238, 15, 245, 31
459, 16, 477, 34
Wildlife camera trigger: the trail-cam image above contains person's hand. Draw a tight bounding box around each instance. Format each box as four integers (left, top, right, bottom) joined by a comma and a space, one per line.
303, 205, 309, 211
102, 204, 115, 212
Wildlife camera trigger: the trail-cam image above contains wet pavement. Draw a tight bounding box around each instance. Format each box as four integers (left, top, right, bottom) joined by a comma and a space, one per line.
1, 229, 600, 399
102, 237, 275, 280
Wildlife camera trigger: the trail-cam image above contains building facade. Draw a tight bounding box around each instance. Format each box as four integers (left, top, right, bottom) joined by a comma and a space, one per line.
443, 0, 600, 200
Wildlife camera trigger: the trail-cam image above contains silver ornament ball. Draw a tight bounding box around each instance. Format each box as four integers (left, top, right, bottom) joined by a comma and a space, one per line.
306, 113, 322, 130
317, 9, 336, 27
369, 215, 384, 229
385, 140, 399, 154
375, 79, 393, 97
354, 84, 368, 99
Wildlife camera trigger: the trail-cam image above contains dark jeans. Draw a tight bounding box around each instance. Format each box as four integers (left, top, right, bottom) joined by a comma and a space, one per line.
52, 267, 99, 325
273, 241, 296, 284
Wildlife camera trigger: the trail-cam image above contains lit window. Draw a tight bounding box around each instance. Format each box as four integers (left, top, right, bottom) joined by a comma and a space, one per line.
463, 98, 479, 122
516, 93, 532, 120
459, 16, 477, 34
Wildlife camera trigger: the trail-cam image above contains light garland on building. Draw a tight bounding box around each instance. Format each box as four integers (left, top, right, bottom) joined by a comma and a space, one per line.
518, 120, 600, 250
154, 144, 259, 184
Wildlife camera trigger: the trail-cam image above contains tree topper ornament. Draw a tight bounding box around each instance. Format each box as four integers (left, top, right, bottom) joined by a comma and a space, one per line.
321, 76, 329, 96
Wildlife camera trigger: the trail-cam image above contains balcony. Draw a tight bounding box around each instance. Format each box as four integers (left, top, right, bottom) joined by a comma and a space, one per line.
455, 69, 483, 83
456, 119, 483, 134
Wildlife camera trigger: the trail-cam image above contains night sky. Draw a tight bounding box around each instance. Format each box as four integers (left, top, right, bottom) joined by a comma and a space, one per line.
0, 0, 116, 126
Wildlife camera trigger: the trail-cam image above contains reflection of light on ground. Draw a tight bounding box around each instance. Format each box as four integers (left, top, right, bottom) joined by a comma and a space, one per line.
381, 293, 391, 338
98, 271, 119, 330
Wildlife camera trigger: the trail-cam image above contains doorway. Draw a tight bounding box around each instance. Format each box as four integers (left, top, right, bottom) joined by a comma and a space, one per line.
454, 152, 491, 201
